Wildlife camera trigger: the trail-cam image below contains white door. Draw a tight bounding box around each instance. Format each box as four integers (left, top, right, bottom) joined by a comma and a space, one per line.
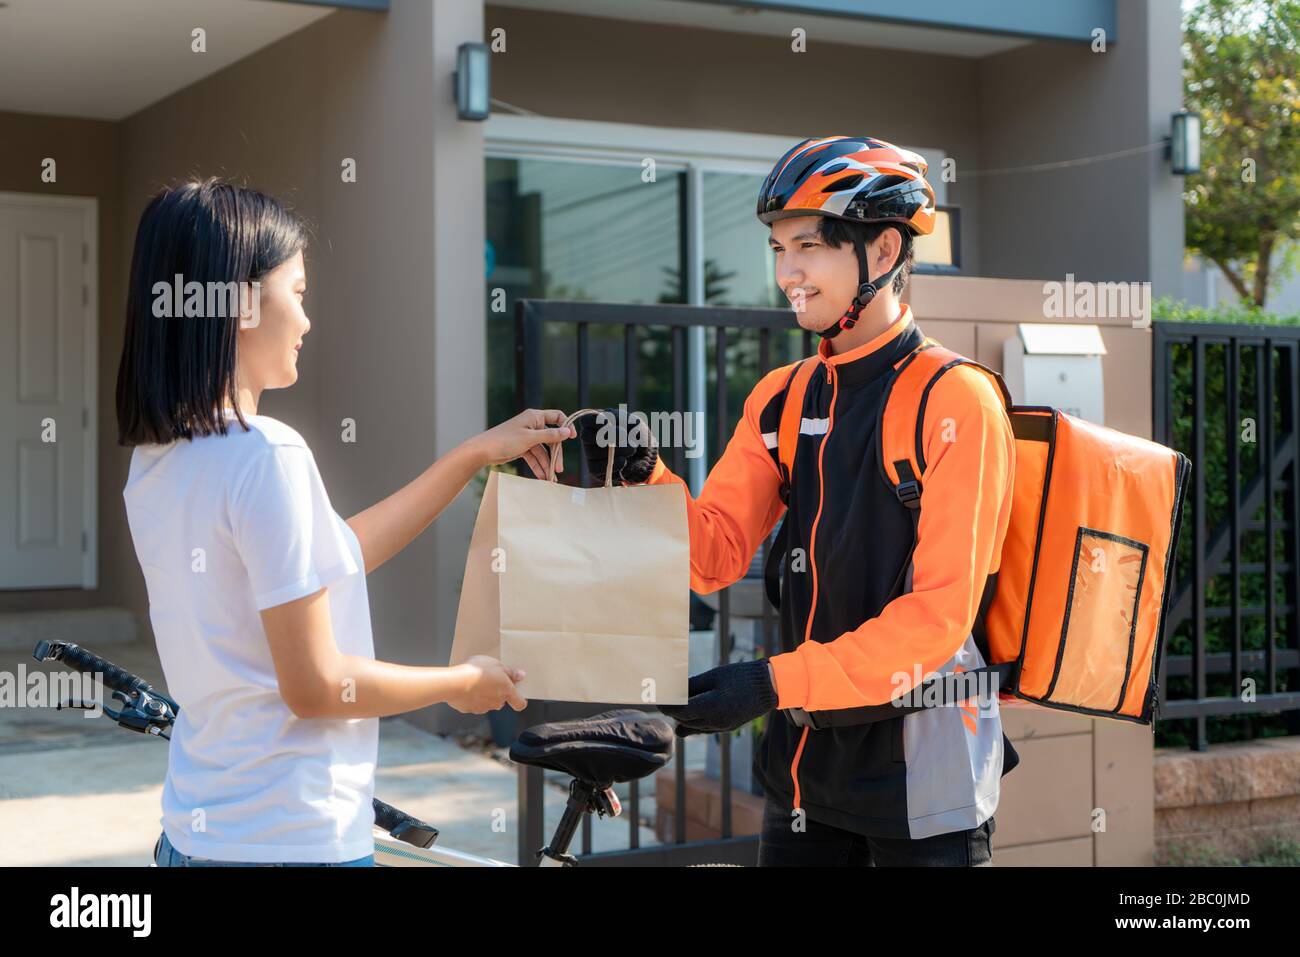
0, 194, 96, 589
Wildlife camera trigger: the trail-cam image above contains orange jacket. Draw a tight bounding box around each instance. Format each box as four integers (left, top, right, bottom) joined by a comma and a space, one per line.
641, 306, 1015, 714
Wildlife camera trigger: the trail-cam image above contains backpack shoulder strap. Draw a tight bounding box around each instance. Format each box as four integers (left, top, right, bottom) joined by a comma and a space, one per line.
878, 338, 1012, 507
776, 357, 818, 503
763, 355, 818, 613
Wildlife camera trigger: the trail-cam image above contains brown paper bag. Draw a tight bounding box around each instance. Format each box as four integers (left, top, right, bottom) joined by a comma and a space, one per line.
450, 409, 689, 705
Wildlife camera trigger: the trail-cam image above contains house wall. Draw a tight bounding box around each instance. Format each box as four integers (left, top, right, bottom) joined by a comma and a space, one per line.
976, 0, 1186, 296
484, 3, 987, 277
485, 0, 1185, 297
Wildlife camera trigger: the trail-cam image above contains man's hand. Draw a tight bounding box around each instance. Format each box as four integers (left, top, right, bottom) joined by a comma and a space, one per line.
659, 660, 778, 738
578, 408, 658, 484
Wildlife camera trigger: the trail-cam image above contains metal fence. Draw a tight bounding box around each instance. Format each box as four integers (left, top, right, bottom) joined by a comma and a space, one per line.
512, 297, 811, 866
1152, 321, 1300, 750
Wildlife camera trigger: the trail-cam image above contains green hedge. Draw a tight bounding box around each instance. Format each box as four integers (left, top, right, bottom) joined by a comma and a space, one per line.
1153, 295, 1300, 327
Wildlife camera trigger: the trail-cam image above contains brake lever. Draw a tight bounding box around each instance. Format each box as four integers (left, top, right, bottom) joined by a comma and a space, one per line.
56, 691, 172, 737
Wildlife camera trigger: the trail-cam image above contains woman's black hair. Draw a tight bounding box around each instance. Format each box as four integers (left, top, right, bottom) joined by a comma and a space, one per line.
115, 178, 307, 446
817, 216, 914, 297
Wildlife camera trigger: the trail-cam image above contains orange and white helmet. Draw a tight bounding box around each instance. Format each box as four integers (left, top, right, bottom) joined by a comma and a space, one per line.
758, 135, 936, 340
757, 135, 936, 235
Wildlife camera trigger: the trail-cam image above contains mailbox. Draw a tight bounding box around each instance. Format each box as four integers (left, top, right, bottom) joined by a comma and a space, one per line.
1002, 323, 1107, 425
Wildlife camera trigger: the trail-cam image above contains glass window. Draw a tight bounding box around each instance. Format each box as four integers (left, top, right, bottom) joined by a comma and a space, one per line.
701, 170, 781, 310
484, 157, 811, 472
485, 157, 684, 429
702, 171, 806, 449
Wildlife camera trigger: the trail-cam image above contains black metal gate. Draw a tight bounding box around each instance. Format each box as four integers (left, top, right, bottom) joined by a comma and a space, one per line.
1152, 321, 1300, 750
512, 298, 811, 866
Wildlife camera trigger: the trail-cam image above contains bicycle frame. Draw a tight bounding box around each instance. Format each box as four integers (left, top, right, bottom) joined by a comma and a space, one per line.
373, 836, 512, 867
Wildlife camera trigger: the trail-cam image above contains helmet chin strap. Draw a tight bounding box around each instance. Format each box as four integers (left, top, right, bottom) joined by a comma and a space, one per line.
817, 232, 903, 342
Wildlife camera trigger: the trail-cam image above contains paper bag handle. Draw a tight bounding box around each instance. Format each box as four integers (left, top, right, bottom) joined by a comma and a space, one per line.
545, 408, 617, 487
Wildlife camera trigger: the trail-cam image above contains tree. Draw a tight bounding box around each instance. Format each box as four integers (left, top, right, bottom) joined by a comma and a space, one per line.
656, 258, 738, 305
1183, 0, 1300, 307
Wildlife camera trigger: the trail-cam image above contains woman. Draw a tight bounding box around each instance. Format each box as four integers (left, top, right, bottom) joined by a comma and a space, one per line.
116, 179, 571, 866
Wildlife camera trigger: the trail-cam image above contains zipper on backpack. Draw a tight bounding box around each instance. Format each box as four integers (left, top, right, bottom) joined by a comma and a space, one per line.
790, 360, 836, 810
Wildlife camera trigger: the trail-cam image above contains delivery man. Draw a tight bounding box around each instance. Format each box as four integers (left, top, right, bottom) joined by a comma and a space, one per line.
581, 135, 1019, 867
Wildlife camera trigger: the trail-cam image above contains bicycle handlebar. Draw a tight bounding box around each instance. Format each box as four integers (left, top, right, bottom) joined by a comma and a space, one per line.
34, 639, 178, 713
372, 799, 439, 849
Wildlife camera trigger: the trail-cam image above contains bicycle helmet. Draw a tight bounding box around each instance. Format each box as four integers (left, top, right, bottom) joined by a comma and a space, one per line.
757, 136, 936, 340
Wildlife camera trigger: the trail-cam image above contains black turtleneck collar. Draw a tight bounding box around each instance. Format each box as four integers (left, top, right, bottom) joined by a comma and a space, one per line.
815, 305, 923, 388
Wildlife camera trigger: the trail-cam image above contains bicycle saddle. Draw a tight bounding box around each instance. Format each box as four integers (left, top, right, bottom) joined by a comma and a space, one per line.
509, 709, 673, 788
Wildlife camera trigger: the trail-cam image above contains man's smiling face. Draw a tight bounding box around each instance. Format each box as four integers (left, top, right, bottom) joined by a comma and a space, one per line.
768, 215, 861, 334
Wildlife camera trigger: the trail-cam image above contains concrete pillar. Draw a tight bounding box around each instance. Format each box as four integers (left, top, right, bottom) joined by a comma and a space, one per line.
118, 0, 488, 732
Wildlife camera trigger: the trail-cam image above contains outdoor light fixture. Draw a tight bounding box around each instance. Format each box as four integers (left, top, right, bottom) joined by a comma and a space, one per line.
1168, 110, 1201, 175
455, 42, 490, 121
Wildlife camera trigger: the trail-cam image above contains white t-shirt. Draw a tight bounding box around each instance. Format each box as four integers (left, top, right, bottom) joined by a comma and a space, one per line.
123, 412, 378, 863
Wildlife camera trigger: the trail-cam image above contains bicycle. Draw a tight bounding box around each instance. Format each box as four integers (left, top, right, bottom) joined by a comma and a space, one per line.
31, 640, 676, 868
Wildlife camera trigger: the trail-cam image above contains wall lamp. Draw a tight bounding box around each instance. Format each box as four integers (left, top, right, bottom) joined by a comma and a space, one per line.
1167, 110, 1201, 175
455, 42, 490, 121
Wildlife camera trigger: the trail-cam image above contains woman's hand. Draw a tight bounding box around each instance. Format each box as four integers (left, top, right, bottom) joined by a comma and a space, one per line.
447, 655, 528, 714
466, 408, 575, 480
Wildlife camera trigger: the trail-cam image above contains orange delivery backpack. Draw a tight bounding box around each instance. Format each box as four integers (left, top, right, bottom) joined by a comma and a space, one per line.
768, 335, 1191, 726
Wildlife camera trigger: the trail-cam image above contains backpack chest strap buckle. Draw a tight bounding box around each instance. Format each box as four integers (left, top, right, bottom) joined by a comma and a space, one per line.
895, 479, 921, 508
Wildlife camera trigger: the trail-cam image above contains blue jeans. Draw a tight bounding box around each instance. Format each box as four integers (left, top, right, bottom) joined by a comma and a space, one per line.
757, 800, 995, 866
154, 830, 373, 867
